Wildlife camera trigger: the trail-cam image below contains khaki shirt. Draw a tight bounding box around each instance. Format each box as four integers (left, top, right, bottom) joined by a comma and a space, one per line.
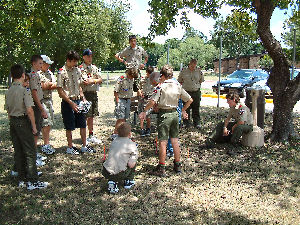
40, 69, 55, 100
114, 75, 134, 98
80, 63, 102, 92
227, 103, 253, 125
57, 65, 82, 98
138, 76, 154, 96
29, 68, 44, 101
178, 68, 204, 92
118, 46, 148, 68
103, 137, 139, 175
5, 81, 34, 117
151, 79, 191, 109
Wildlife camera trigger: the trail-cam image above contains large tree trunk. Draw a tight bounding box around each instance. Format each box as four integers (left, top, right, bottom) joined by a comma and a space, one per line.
254, 0, 300, 141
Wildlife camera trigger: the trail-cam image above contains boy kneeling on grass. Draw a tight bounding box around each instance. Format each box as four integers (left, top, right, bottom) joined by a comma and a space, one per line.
102, 122, 138, 194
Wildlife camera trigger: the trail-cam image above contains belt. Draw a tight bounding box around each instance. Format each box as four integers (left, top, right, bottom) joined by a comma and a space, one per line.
10, 114, 27, 119
120, 98, 130, 100
159, 108, 177, 113
187, 89, 200, 93
70, 96, 80, 100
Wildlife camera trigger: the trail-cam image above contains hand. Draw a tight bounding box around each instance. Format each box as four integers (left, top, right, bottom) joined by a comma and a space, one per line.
182, 111, 188, 119
71, 101, 79, 113
41, 109, 48, 119
139, 64, 145, 69
83, 78, 93, 85
139, 112, 146, 120
223, 127, 229, 136
32, 127, 38, 135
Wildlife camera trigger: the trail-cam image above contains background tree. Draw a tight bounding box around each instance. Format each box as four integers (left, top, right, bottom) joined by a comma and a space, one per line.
148, 0, 299, 142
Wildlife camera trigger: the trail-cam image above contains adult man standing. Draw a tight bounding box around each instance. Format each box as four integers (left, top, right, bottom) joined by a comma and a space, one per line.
178, 59, 204, 129
80, 48, 102, 144
115, 35, 148, 91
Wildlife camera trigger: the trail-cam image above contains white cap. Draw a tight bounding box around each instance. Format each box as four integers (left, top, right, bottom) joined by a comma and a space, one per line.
41, 55, 54, 65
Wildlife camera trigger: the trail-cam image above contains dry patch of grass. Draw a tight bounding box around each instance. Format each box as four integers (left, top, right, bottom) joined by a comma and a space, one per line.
0, 82, 299, 224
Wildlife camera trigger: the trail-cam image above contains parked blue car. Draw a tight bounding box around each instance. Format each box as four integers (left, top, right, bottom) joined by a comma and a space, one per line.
212, 69, 269, 97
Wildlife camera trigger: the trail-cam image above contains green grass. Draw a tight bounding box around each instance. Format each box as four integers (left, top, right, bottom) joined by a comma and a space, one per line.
0, 79, 299, 224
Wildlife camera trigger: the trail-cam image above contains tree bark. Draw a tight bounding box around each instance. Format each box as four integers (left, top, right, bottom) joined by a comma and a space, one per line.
254, 0, 300, 141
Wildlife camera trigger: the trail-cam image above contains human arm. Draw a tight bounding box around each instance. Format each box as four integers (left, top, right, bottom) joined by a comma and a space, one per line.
114, 91, 119, 104
181, 98, 193, 119
26, 106, 37, 135
127, 143, 138, 168
139, 99, 155, 120
232, 120, 245, 132
31, 89, 48, 118
57, 87, 79, 113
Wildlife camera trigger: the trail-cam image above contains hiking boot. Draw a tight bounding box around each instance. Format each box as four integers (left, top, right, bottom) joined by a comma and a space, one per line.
124, 180, 135, 189
140, 129, 146, 137
150, 164, 167, 177
37, 153, 47, 161
66, 147, 80, 155
173, 161, 182, 173
41, 144, 55, 155
145, 128, 151, 136
81, 145, 96, 153
27, 181, 49, 190
108, 181, 119, 194
87, 135, 102, 144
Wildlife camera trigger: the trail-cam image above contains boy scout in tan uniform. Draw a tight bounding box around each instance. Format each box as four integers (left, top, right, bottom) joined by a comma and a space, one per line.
112, 68, 138, 139
40, 55, 56, 155
202, 92, 253, 152
80, 48, 102, 144
5, 64, 48, 190
29, 55, 48, 148
57, 50, 94, 154
137, 66, 154, 136
139, 65, 193, 176
178, 59, 204, 129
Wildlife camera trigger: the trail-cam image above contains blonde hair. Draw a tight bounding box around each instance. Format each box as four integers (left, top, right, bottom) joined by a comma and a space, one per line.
126, 67, 138, 78
117, 122, 131, 137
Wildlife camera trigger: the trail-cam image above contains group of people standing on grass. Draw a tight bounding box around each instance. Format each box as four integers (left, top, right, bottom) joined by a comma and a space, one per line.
5, 34, 253, 193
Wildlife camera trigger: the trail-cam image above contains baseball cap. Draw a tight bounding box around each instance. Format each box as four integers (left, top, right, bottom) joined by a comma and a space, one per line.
41, 55, 54, 64
83, 48, 93, 56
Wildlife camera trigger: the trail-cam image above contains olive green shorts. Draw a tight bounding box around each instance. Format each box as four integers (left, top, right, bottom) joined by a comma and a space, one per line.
84, 91, 99, 118
157, 110, 179, 140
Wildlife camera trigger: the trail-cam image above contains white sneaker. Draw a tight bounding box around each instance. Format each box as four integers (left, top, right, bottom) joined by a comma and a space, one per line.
18, 181, 26, 188
87, 135, 102, 144
66, 147, 80, 155
27, 181, 49, 190
37, 153, 47, 161
110, 134, 118, 141
36, 159, 46, 167
81, 145, 96, 153
41, 144, 55, 155
108, 181, 119, 194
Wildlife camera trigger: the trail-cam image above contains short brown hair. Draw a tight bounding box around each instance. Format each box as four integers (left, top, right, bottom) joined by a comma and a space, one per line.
226, 92, 240, 103
189, 59, 197, 64
30, 55, 43, 64
126, 67, 138, 78
117, 122, 131, 137
66, 50, 80, 61
146, 66, 154, 75
11, 64, 24, 79
160, 65, 173, 78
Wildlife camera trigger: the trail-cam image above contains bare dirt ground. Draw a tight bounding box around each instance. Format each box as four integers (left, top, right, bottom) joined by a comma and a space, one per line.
0, 80, 299, 224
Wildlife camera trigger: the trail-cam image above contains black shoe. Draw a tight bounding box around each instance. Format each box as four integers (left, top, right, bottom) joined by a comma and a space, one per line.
173, 161, 182, 173
150, 164, 167, 177
145, 128, 151, 136
194, 124, 201, 129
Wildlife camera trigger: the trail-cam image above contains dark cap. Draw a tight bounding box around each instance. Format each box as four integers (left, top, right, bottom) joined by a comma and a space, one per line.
83, 48, 93, 56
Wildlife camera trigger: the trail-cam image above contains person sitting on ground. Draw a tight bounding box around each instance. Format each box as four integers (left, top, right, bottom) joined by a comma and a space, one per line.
137, 66, 155, 136
102, 122, 139, 194
200, 92, 253, 153
111, 67, 138, 140
139, 65, 193, 177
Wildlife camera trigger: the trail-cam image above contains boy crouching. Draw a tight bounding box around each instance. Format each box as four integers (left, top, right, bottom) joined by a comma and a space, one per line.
102, 122, 138, 194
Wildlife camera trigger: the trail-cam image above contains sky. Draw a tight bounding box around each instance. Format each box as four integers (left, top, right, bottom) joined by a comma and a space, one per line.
116, 0, 294, 45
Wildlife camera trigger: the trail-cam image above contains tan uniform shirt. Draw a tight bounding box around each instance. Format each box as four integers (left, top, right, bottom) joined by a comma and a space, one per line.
29, 68, 44, 101
103, 137, 139, 175
80, 63, 102, 92
178, 68, 204, 92
40, 69, 55, 100
114, 75, 134, 98
227, 103, 253, 125
57, 65, 82, 98
151, 79, 191, 109
5, 81, 34, 116
138, 76, 154, 96
118, 46, 148, 68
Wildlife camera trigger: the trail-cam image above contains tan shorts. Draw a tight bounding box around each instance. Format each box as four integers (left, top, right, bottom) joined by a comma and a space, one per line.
41, 99, 54, 127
